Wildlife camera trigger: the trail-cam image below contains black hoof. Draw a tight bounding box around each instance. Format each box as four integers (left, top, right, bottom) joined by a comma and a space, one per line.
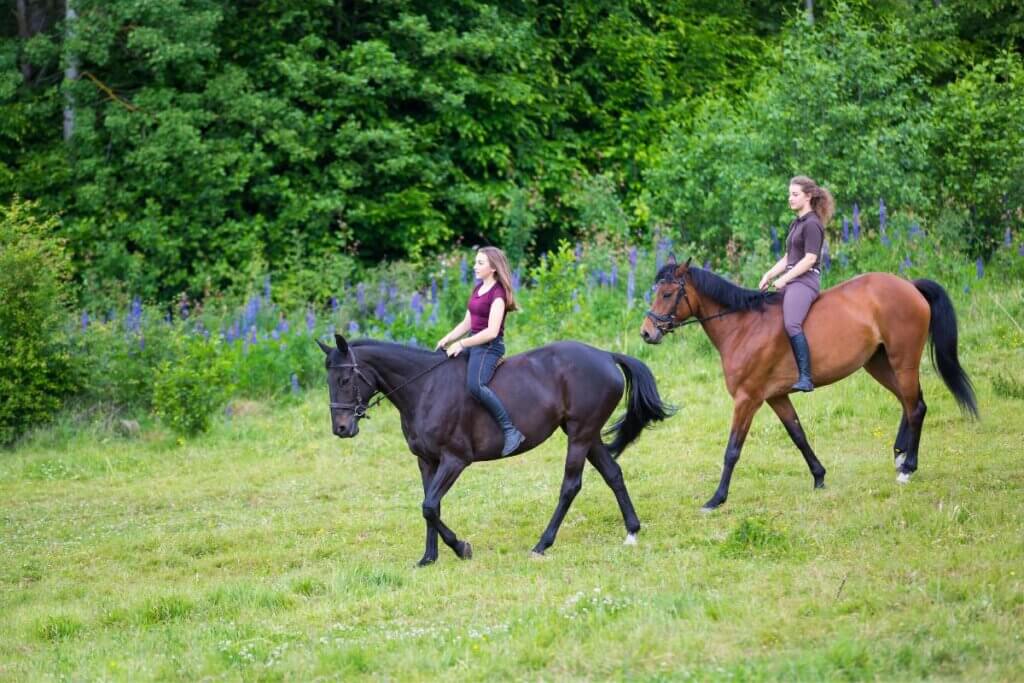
457, 541, 473, 560
814, 479, 826, 489
416, 557, 436, 568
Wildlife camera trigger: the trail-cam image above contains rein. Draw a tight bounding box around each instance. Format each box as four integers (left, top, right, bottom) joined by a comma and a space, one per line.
645, 275, 738, 334
328, 348, 449, 418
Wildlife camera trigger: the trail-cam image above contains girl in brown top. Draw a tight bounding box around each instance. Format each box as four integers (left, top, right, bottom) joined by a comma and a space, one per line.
759, 175, 834, 392
436, 246, 525, 456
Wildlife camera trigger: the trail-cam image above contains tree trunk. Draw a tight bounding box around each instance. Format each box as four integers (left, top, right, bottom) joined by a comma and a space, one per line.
63, 0, 79, 141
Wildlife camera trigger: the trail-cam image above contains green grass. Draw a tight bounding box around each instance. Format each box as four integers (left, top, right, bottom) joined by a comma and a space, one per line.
2, 288, 1023, 681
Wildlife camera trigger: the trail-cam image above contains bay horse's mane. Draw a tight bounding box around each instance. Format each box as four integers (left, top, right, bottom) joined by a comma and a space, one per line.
655, 264, 781, 311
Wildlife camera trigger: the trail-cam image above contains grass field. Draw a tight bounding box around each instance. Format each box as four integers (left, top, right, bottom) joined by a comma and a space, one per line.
2, 288, 1023, 681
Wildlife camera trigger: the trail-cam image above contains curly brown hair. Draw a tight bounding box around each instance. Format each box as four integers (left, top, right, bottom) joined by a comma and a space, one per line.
791, 175, 835, 226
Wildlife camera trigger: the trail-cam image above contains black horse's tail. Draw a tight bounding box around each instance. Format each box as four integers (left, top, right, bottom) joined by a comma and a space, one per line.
913, 279, 979, 418
603, 353, 675, 459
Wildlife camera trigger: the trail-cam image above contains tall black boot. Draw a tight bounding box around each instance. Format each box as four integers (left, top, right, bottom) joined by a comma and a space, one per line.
476, 385, 525, 456
788, 333, 815, 392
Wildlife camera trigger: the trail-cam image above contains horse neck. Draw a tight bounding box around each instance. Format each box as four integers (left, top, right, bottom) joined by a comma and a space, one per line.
692, 290, 759, 355
357, 345, 436, 415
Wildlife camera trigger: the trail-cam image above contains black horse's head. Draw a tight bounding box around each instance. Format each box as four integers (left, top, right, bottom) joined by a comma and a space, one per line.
641, 256, 695, 344
317, 333, 377, 438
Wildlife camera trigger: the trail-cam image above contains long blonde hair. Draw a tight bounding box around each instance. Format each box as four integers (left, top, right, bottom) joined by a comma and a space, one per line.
791, 175, 835, 226
478, 246, 519, 312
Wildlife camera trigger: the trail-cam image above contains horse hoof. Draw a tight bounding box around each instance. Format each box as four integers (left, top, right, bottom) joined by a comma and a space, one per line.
623, 533, 638, 546
814, 480, 826, 490
529, 550, 547, 560
459, 541, 473, 560
699, 505, 717, 514
896, 472, 912, 485
415, 557, 436, 568
894, 453, 906, 470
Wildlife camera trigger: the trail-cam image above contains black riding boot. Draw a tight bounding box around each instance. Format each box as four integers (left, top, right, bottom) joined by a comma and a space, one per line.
788, 333, 815, 392
476, 385, 525, 456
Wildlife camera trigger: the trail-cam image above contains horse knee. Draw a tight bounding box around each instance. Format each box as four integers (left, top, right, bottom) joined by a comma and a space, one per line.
421, 502, 439, 523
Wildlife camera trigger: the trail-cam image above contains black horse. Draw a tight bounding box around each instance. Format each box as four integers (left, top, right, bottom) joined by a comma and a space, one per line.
319, 334, 672, 565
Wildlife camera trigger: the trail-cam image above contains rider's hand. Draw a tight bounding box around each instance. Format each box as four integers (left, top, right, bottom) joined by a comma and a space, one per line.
758, 273, 771, 291
446, 341, 464, 358
434, 337, 448, 351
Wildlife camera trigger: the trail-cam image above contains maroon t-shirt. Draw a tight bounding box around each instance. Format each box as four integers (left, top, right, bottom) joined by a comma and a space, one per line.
468, 282, 507, 335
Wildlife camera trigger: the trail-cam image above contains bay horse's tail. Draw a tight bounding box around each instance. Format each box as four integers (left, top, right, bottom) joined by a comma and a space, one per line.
603, 353, 675, 459
913, 279, 979, 418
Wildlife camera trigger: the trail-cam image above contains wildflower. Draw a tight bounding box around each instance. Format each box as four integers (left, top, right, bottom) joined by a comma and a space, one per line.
356, 283, 367, 312
1005, 227, 1013, 248
329, 297, 339, 313
853, 203, 861, 240
290, 374, 301, 394
430, 277, 438, 304
842, 217, 849, 242
511, 269, 520, 292
575, 242, 583, 261
459, 256, 468, 283
306, 308, 317, 333
626, 269, 636, 309
770, 226, 780, 258
263, 275, 271, 302
375, 298, 387, 320
411, 292, 424, 322
348, 321, 360, 336
628, 246, 638, 268
81, 311, 90, 331
976, 257, 984, 279
610, 261, 618, 287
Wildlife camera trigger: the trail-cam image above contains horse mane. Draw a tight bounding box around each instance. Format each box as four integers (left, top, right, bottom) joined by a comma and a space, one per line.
349, 338, 441, 360
655, 264, 780, 311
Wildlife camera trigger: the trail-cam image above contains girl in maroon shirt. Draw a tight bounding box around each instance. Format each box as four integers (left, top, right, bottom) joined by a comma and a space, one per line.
436, 247, 525, 456
759, 175, 834, 392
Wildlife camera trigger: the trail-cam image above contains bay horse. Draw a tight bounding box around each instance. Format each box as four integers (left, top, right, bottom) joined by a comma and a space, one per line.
640, 258, 977, 511
318, 334, 672, 564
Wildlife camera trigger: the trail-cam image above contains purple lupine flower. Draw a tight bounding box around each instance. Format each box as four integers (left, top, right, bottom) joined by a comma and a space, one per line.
80, 311, 89, 331
128, 297, 143, 333
428, 304, 439, 325
224, 404, 233, 418
356, 283, 367, 312
976, 257, 984, 279
881, 233, 891, 247
329, 297, 339, 313
610, 261, 618, 287
1018, 243, 1024, 257
375, 297, 387, 320
628, 247, 638, 268
248, 325, 258, 346
575, 242, 583, 262
384, 312, 395, 325
842, 217, 849, 242
306, 308, 316, 333
348, 320, 360, 336
823, 250, 831, 272
898, 256, 911, 274
263, 275, 272, 303
138, 333, 145, 351
243, 296, 260, 330
853, 203, 861, 240
572, 289, 580, 313
410, 292, 424, 322
276, 317, 290, 334
388, 283, 399, 300
703, 259, 711, 270
459, 256, 468, 283
430, 277, 438, 304
1005, 227, 1013, 248
770, 226, 780, 258
909, 223, 922, 239
271, 328, 280, 341
626, 269, 636, 309
879, 198, 887, 235
511, 269, 521, 292
643, 289, 651, 305
290, 373, 301, 394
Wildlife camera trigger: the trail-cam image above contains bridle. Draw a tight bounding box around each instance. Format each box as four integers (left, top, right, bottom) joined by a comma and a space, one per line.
327, 347, 449, 419
645, 273, 736, 334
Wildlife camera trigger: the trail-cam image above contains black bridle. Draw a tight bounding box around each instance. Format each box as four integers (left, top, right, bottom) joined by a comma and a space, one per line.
645, 274, 736, 334
328, 347, 449, 419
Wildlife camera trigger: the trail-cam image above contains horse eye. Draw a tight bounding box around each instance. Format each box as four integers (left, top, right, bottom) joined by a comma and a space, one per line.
662, 292, 672, 299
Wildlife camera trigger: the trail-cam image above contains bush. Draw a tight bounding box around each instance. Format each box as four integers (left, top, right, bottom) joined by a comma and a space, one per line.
153, 336, 230, 436
0, 199, 77, 445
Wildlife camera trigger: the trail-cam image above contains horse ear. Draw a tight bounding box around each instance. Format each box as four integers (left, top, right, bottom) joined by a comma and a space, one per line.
685, 257, 692, 268
334, 333, 349, 355
316, 339, 332, 355
666, 252, 677, 266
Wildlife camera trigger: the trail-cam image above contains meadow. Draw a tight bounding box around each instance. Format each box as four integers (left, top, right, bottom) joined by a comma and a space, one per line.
1, 284, 1023, 681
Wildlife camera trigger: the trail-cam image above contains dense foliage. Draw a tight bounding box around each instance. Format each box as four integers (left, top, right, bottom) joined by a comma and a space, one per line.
3, 1, 1021, 304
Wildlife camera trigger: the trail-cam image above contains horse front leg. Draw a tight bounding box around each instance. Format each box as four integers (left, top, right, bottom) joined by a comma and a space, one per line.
532, 439, 589, 556
703, 397, 761, 510
766, 395, 826, 489
416, 457, 440, 567
421, 454, 472, 560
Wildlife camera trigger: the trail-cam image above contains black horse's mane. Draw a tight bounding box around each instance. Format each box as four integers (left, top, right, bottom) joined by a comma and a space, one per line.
655, 264, 781, 311
349, 338, 443, 360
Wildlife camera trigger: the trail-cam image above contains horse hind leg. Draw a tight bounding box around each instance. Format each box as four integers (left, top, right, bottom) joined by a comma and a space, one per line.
766, 395, 826, 489
586, 442, 641, 545
863, 349, 926, 483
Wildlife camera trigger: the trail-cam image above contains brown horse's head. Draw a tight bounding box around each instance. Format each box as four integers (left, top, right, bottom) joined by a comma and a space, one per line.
318, 333, 376, 438
641, 256, 696, 344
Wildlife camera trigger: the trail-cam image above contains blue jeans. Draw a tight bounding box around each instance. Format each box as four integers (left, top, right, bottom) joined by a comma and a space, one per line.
466, 338, 513, 430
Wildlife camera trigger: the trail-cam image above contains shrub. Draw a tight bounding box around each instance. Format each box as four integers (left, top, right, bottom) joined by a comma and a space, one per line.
153, 335, 231, 436
0, 199, 77, 445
